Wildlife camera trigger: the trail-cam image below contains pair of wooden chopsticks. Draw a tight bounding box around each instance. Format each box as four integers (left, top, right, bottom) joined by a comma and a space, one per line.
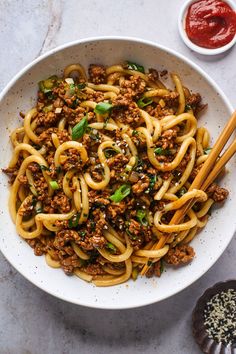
141, 111, 236, 275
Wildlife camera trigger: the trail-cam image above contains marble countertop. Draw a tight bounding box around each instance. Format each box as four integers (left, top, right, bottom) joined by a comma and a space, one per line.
1, 1, 236, 353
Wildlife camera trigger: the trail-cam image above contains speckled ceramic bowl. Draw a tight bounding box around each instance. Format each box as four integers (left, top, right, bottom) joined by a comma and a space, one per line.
193, 280, 236, 353
0, 37, 236, 309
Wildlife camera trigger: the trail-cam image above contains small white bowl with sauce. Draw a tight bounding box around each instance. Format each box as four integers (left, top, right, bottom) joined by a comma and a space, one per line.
178, 0, 236, 55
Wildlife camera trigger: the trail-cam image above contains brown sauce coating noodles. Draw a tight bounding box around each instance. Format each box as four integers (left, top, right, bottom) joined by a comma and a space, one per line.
3, 62, 229, 286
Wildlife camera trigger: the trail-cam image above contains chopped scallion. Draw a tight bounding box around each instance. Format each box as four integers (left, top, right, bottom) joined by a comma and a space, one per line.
110, 184, 131, 203
68, 214, 80, 228
72, 115, 88, 140
127, 61, 145, 73
136, 209, 148, 226
49, 181, 59, 190
137, 96, 153, 108
154, 147, 171, 155
94, 102, 113, 115
106, 242, 117, 253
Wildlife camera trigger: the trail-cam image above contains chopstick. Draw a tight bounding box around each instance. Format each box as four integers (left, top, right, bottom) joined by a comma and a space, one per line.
141, 111, 236, 276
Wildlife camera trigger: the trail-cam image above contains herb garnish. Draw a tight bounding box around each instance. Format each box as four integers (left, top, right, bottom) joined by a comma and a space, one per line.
154, 147, 171, 155
106, 242, 117, 254
68, 214, 80, 228
185, 104, 192, 112
127, 61, 145, 73
72, 115, 88, 140
94, 102, 113, 115
110, 184, 131, 203
136, 209, 148, 226
137, 97, 153, 108
49, 181, 60, 190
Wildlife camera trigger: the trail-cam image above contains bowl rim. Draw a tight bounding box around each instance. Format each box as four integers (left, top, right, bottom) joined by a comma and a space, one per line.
178, 0, 236, 56
0, 36, 234, 309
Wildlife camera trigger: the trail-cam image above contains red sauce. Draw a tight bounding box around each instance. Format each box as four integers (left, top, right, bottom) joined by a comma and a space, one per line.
186, 0, 236, 49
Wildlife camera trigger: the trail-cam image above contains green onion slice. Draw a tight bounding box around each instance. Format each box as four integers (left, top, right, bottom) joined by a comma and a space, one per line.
106, 242, 117, 253
49, 181, 60, 190
110, 184, 131, 203
72, 115, 88, 140
68, 214, 80, 228
136, 209, 148, 226
137, 97, 153, 108
94, 102, 113, 115
127, 61, 145, 73
154, 147, 171, 155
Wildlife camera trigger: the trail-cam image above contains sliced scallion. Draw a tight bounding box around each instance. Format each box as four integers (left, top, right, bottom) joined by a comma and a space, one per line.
127, 61, 145, 73
137, 97, 153, 108
94, 102, 113, 115
136, 209, 148, 226
72, 115, 88, 140
49, 181, 60, 190
110, 184, 131, 203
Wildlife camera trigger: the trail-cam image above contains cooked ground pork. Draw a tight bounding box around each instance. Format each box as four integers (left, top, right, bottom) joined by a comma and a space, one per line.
164, 245, 195, 265
206, 183, 229, 202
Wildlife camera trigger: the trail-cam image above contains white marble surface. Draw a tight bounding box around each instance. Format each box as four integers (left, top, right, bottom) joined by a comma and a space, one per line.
0, 1, 236, 353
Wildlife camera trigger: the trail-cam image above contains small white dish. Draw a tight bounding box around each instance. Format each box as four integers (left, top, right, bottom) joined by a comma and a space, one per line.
178, 0, 236, 55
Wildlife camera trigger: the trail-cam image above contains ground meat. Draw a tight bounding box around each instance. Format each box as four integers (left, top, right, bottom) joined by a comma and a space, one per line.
163, 91, 179, 107
107, 153, 129, 174
18, 175, 28, 185
145, 260, 162, 278
90, 234, 107, 248
107, 201, 127, 218
51, 192, 71, 213
156, 127, 178, 150
81, 263, 106, 275
63, 106, 87, 126
27, 238, 46, 256
206, 183, 229, 202
126, 219, 144, 249
132, 174, 150, 194
18, 195, 34, 217
111, 100, 142, 128
34, 176, 49, 201
148, 68, 159, 82
89, 164, 104, 182
54, 230, 80, 250
60, 253, 82, 275
88, 64, 106, 84
38, 127, 70, 148
61, 148, 85, 171
164, 245, 195, 265
88, 189, 110, 206
36, 111, 60, 127
186, 93, 201, 108
120, 75, 146, 96
146, 104, 175, 119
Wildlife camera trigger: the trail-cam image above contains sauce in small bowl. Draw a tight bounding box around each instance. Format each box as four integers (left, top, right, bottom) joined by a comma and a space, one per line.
178, 0, 236, 55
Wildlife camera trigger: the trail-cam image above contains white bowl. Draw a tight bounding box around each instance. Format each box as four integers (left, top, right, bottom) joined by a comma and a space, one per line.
178, 0, 236, 55
0, 37, 236, 309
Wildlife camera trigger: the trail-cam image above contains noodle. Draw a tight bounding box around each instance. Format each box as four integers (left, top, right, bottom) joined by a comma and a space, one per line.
4, 61, 228, 286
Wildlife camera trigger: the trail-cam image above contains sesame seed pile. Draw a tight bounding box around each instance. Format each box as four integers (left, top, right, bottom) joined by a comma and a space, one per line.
204, 289, 236, 345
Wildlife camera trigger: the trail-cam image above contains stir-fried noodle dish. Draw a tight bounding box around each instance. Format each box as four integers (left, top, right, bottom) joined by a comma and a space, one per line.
4, 61, 229, 286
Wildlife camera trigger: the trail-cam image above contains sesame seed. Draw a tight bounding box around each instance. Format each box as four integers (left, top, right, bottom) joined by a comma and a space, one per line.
204, 289, 236, 345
